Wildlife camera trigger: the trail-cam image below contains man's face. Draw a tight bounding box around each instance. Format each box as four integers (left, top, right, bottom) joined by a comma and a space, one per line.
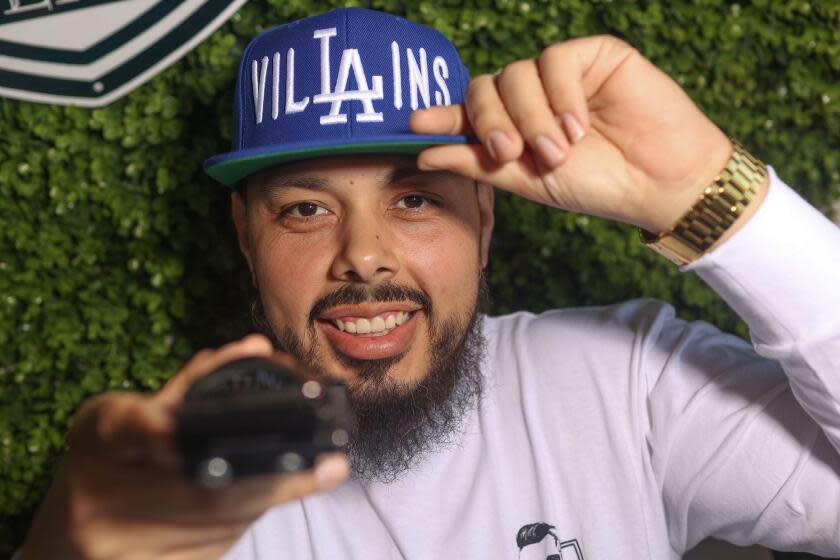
232, 153, 493, 399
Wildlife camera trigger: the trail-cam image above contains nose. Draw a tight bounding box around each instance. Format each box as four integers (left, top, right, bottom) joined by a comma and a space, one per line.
330, 213, 400, 283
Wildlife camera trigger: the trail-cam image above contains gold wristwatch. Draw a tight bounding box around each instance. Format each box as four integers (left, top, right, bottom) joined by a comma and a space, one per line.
640, 141, 767, 266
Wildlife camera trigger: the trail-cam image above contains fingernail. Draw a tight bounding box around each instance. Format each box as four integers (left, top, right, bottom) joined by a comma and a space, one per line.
562, 112, 586, 144
315, 456, 349, 488
488, 130, 514, 161
534, 135, 566, 168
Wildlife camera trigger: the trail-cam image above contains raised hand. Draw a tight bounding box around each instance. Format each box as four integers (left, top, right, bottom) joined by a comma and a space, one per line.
411, 35, 739, 234
19, 335, 349, 560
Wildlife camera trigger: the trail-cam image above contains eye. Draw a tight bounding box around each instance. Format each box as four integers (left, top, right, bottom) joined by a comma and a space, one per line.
283, 202, 329, 218
395, 195, 431, 210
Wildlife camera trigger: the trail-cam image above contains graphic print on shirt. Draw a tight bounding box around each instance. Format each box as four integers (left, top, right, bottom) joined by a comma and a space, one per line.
516, 522, 584, 560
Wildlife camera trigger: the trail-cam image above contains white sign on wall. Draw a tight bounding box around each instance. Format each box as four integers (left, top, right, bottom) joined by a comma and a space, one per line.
0, 0, 247, 107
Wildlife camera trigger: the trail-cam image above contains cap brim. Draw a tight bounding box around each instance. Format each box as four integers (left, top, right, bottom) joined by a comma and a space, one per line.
203, 134, 477, 189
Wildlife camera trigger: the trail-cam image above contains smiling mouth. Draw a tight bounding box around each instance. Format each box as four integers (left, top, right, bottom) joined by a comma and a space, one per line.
331, 311, 414, 336
316, 308, 420, 362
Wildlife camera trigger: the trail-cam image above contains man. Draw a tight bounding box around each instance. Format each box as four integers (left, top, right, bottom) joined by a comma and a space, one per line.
18, 7, 840, 560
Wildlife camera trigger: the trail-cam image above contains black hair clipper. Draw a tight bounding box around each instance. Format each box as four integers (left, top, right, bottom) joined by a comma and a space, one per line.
176, 357, 351, 487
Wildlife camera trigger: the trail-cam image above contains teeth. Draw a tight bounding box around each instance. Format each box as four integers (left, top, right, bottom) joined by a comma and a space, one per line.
333, 311, 412, 335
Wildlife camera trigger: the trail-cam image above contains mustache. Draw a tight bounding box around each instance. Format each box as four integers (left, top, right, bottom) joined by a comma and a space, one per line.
309, 282, 432, 323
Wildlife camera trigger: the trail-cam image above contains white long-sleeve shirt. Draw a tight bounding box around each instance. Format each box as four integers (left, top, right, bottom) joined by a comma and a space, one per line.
223, 167, 840, 559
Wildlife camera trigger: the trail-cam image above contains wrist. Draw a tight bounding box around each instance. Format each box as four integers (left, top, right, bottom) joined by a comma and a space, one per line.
18, 459, 83, 560
641, 140, 768, 266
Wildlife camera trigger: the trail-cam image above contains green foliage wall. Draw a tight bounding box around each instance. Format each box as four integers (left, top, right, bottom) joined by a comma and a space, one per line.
2, 0, 839, 557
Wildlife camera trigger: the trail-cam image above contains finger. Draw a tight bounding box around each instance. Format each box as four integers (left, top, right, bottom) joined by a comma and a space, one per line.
85, 452, 348, 527
417, 143, 537, 195
265, 452, 350, 504
409, 103, 471, 136
71, 394, 174, 462
462, 74, 523, 162
538, 36, 630, 140
182, 453, 350, 524
409, 98, 522, 162
156, 334, 274, 408
496, 59, 570, 168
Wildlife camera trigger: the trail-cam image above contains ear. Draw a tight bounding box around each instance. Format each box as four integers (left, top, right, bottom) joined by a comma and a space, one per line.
231, 191, 256, 284
476, 182, 494, 269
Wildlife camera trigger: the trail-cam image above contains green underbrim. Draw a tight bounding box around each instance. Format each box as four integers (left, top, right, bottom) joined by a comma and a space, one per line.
205, 140, 450, 189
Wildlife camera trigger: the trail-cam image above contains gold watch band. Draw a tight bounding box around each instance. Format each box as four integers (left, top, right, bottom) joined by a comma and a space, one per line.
640, 141, 767, 266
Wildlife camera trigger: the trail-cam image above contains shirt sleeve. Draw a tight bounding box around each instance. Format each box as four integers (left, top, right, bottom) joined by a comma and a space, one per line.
685, 166, 840, 448
645, 166, 840, 555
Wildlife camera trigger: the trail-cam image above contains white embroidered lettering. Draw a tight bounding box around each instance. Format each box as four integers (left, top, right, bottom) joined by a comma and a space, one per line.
251, 56, 269, 124
313, 27, 338, 97
285, 48, 310, 114
272, 52, 280, 120
433, 56, 451, 106
391, 41, 402, 110
407, 47, 430, 110
313, 48, 384, 125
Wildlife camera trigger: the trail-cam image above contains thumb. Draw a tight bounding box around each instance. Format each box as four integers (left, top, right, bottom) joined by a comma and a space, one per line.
156, 334, 274, 410
70, 393, 174, 464
417, 143, 546, 202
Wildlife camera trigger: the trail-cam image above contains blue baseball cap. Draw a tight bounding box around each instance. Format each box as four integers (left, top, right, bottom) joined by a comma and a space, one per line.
204, 7, 477, 188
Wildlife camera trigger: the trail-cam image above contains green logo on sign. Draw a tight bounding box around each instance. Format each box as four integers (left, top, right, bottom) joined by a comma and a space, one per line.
0, 0, 247, 106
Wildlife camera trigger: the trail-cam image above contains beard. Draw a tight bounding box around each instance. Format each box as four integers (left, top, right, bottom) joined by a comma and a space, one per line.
250, 274, 489, 482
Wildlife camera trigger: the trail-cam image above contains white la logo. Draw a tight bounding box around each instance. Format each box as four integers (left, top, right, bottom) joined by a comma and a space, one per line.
312, 27, 383, 125
250, 26, 452, 126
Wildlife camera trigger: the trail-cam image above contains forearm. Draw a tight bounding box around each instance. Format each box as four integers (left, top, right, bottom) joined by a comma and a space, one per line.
17, 464, 82, 560
685, 166, 840, 449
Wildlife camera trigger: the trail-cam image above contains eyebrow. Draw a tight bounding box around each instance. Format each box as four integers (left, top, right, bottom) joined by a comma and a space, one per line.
256, 162, 448, 198
258, 175, 329, 198
384, 164, 428, 185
